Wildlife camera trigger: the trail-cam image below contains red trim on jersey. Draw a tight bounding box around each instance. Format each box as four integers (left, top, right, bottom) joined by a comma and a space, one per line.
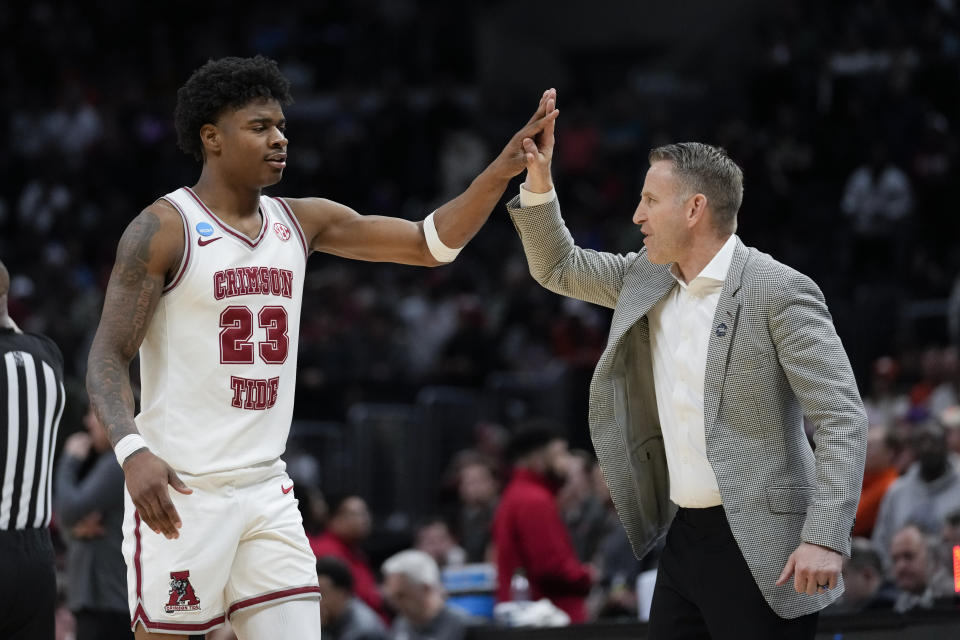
134, 510, 144, 604
161, 197, 192, 293
227, 585, 322, 617
133, 609, 226, 633
273, 197, 310, 259
184, 186, 269, 249
130, 510, 228, 633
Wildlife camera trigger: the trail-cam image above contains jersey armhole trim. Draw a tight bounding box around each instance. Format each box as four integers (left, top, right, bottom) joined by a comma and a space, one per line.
161, 196, 192, 294
273, 197, 310, 260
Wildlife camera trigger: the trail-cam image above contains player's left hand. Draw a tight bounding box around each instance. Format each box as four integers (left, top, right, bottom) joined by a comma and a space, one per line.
490, 89, 559, 180
775, 541, 842, 595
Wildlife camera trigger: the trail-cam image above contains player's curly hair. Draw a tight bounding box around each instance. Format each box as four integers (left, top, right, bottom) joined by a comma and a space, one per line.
175, 55, 293, 162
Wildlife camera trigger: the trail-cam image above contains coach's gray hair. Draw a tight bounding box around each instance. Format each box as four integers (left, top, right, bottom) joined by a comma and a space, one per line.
648, 142, 744, 234
382, 549, 441, 588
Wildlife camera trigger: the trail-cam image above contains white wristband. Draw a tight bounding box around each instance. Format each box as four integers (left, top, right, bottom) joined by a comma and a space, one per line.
114, 434, 148, 466
423, 211, 463, 263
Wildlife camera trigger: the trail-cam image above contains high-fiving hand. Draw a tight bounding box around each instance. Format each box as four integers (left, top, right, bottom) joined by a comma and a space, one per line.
522, 88, 557, 193
491, 89, 559, 181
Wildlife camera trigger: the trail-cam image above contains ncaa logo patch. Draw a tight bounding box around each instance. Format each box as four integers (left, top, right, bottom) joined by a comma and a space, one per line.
164, 570, 201, 613
273, 222, 291, 241
196, 222, 215, 237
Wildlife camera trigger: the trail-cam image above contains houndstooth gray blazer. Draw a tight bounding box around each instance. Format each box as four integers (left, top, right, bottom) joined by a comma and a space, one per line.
507, 194, 868, 619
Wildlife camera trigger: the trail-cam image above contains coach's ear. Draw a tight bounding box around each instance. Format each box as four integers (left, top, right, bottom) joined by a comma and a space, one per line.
200, 123, 221, 158
685, 193, 709, 229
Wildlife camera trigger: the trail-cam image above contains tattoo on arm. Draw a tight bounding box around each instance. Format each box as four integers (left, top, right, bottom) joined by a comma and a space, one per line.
87, 211, 165, 448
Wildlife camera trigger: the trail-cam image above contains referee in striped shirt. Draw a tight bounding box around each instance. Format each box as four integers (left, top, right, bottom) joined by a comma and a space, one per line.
0, 258, 66, 639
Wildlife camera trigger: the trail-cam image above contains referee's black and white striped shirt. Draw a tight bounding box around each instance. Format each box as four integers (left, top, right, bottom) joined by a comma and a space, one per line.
0, 328, 65, 531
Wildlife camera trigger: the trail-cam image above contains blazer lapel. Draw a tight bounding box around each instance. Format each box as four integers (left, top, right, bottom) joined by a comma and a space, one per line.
612, 261, 676, 342
704, 240, 749, 436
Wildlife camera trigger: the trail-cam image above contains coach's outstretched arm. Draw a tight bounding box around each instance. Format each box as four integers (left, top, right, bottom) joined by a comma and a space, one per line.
507, 90, 638, 310
87, 201, 193, 540
279, 90, 559, 266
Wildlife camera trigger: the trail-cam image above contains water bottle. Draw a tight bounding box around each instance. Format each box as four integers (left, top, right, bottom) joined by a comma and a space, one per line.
510, 569, 531, 602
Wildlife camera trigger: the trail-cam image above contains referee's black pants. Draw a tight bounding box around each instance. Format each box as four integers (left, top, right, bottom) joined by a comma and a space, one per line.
0, 527, 56, 640
648, 506, 818, 640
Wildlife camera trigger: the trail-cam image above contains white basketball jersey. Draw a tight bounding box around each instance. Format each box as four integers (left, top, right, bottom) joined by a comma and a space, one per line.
135, 187, 308, 474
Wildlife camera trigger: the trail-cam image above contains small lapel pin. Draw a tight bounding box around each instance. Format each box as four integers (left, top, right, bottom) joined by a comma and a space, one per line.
715, 322, 728, 337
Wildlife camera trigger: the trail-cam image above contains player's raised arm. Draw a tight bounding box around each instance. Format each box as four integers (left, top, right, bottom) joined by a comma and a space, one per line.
283, 90, 560, 266
86, 201, 193, 539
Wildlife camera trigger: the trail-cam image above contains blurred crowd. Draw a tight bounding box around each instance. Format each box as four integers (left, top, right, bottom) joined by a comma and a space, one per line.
51, 352, 960, 638
4, 0, 960, 637
826, 346, 960, 615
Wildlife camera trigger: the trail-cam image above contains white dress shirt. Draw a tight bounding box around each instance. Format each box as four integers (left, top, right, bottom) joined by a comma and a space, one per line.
648, 234, 737, 508
518, 186, 736, 508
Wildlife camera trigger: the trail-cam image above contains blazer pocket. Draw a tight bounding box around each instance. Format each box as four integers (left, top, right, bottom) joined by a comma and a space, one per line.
767, 486, 815, 514
727, 350, 777, 375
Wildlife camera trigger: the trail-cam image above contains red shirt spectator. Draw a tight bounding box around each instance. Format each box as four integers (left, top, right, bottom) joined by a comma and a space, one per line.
310, 495, 386, 621
493, 424, 592, 623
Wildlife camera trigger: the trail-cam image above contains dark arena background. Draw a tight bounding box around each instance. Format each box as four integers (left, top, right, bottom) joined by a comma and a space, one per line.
2, 0, 960, 638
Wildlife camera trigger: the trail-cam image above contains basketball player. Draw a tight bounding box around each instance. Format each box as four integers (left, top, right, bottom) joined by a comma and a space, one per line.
86, 56, 559, 639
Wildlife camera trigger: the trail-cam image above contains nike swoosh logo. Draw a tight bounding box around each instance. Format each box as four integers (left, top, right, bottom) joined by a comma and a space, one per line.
197, 237, 222, 246
281, 483, 294, 495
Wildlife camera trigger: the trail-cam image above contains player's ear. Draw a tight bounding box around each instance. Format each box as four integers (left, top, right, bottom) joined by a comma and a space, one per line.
200, 123, 221, 157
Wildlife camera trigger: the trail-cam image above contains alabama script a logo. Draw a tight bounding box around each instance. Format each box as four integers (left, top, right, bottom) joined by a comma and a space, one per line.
165, 570, 201, 613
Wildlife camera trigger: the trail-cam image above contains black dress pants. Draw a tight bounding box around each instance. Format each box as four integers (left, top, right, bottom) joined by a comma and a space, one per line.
0, 528, 56, 640
648, 506, 818, 640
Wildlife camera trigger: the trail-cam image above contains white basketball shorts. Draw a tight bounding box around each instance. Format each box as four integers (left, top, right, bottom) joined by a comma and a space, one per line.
121, 458, 320, 635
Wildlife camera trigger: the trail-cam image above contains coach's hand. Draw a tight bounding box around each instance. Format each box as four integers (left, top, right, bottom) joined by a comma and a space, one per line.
123, 449, 192, 539
775, 541, 842, 595
490, 89, 559, 181
522, 88, 557, 194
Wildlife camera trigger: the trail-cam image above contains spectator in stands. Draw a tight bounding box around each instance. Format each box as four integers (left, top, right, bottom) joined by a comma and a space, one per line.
863, 356, 909, 428
382, 549, 476, 640
311, 494, 386, 620
558, 450, 607, 563
455, 455, 499, 563
943, 509, 960, 550
941, 406, 960, 461
840, 143, 913, 275
828, 538, 897, 613
854, 425, 902, 537
414, 517, 466, 569
316, 556, 389, 640
54, 407, 127, 640
873, 420, 960, 567
841, 144, 913, 233
949, 274, 960, 347
936, 508, 960, 597
588, 463, 646, 620
889, 524, 950, 613
492, 423, 593, 623
910, 347, 946, 410
930, 347, 959, 418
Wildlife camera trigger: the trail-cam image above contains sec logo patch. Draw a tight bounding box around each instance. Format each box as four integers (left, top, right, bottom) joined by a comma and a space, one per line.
273, 222, 291, 241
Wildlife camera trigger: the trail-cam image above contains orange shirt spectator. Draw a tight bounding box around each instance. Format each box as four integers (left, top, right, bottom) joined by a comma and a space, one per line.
854, 426, 902, 537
